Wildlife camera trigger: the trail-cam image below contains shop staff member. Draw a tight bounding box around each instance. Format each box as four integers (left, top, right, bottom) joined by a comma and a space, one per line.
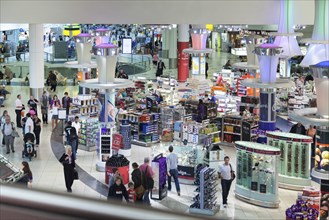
166, 145, 181, 196
219, 156, 235, 208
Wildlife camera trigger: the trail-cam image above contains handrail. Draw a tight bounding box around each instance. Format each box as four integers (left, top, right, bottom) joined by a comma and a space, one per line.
0, 184, 215, 220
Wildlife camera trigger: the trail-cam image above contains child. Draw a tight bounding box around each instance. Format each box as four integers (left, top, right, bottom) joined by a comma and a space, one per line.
127, 182, 136, 204
107, 176, 128, 202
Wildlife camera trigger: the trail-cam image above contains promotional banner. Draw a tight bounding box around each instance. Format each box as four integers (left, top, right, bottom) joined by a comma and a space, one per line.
192, 57, 199, 75
177, 42, 189, 81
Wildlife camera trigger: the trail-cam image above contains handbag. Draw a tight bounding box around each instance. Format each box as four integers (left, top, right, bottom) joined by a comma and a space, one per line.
229, 164, 235, 181
73, 169, 79, 180
11, 130, 20, 138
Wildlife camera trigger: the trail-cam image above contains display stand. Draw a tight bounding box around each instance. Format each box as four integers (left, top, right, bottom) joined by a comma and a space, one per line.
189, 166, 219, 216
105, 154, 130, 185
96, 123, 116, 172
118, 119, 131, 156
151, 154, 167, 200
58, 108, 67, 137
235, 141, 280, 208
266, 132, 312, 190
79, 117, 98, 151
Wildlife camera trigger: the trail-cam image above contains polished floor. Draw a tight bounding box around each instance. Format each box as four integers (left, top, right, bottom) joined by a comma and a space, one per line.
0, 52, 318, 219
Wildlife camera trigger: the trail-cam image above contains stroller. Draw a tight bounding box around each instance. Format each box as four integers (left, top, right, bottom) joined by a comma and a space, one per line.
22, 133, 37, 161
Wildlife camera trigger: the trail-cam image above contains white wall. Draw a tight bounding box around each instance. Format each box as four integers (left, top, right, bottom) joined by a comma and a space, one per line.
0, 0, 315, 25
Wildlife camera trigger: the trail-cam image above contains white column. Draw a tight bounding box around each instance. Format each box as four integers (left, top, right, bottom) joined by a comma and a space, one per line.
178, 24, 189, 42
29, 24, 44, 99
169, 27, 177, 69
162, 28, 169, 58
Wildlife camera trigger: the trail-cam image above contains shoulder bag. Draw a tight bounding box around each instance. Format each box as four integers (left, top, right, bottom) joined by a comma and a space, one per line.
229, 163, 235, 181
135, 170, 145, 199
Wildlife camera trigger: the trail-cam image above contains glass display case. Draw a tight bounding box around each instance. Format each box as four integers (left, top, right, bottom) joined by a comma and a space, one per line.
266, 132, 312, 190
152, 142, 206, 184
235, 141, 280, 208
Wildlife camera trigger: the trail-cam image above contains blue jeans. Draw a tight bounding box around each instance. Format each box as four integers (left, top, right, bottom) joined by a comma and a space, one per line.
143, 190, 150, 205
168, 169, 180, 193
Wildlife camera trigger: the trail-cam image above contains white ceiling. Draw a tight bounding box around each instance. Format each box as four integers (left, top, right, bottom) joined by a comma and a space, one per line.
0, 0, 315, 25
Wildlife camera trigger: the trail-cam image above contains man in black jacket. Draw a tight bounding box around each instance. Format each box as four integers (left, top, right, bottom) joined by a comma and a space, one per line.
64, 121, 78, 159
289, 122, 306, 135
131, 162, 146, 202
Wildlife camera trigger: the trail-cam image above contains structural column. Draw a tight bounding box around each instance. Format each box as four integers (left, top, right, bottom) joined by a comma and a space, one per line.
162, 28, 169, 59
168, 26, 177, 69
29, 24, 44, 99
177, 24, 190, 82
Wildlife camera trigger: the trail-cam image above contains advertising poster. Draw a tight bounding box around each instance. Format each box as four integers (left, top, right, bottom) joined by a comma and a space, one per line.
200, 56, 205, 75
98, 93, 118, 123
122, 38, 132, 54
192, 57, 199, 75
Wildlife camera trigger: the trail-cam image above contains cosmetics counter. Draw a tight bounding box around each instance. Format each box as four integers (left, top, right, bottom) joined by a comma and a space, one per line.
266, 132, 312, 190
235, 141, 280, 208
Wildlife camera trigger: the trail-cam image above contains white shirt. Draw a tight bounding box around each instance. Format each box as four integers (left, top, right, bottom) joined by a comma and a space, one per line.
15, 99, 23, 110
72, 121, 80, 134
3, 122, 13, 136
219, 163, 234, 180
25, 117, 34, 134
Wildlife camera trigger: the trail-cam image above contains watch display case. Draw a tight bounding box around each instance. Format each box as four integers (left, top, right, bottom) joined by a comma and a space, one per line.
151, 154, 167, 200
152, 142, 206, 184
266, 132, 312, 190
235, 141, 280, 208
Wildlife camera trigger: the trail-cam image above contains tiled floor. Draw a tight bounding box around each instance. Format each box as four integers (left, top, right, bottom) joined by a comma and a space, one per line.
0, 52, 319, 219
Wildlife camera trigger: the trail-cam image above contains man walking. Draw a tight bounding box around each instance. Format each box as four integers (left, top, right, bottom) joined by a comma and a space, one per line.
2, 116, 16, 154
41, 91, 50, 124
219, 156, 235, 208
15, 94, 24, 128
64, 121, 78, 159
166, 145, 180, 196
62, 92, 72, 122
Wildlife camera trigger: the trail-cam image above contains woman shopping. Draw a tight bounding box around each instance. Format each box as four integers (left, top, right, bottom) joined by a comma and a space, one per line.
50, 95, 61, 130
59, 145, 76, 193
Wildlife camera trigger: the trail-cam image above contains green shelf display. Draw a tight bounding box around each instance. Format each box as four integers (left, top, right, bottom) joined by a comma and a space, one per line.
266, 132, 312, 190
235, 141, 280, 208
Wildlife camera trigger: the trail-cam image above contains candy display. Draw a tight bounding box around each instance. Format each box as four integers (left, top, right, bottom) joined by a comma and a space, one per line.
285, 199, 319, 220
151, 154, 167, 200
235, 141, 280, 208
79, 117, 99, 150
320, 191, 329, 220
267, 132, 312, 189
119, 120, 131, 150
105, 154, 130, 185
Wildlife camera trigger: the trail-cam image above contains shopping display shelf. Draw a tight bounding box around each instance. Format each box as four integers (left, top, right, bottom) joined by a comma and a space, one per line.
224, 131, 241, 135
132, 140, 160, 147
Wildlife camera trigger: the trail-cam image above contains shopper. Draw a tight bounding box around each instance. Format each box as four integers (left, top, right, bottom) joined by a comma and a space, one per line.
107, 176, 129, 202
117, 69, 128, 79
166, 145, 181, 196
152, 53, 159, 66
33, 114, 41, 147
49, 71, 57, 92
64, 121, 78, 159
24, 113, 34, 135
131, 162, 145, 202
109, 168, 121, 187
50, 95, 61, 130
139, 157, 154, 206
127, 182, 137, 204
2, 115, 16, 154
0, 110, 8, 147
27, 95, 39, 116
62, 92, 72, 121
197, 99, 205, 123
59, 145, 75, 193
15, 94, 24, 128
40, 91, 50, 124
3, 66, 13, 85
18, 161, 33, 187
72, 116, 80, 154
156, 59, 166, 77
205, 61, 209, 79
290, 122, 306, 135
306, 125, 317, 157
219, 156, 235, 208
223, 60, 231, 69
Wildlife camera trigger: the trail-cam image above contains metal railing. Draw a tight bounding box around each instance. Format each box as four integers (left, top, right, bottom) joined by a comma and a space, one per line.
0, 184, 214, 220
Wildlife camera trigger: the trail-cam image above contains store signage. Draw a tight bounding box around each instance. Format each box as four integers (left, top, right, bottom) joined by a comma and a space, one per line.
122, 38, 132, 54
242, 121, 251, 142
200, 56, 205, 75
177, 165, 194, 180
192, 57, 199, 75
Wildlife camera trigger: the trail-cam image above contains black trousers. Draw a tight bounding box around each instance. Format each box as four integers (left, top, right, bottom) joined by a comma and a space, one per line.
41, 108, 48, 123
50, 84, 57, 92
221, 179, 232, 205
34, 128, 41, 145
15, 109, 22, 127
63, 164, 74, 191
